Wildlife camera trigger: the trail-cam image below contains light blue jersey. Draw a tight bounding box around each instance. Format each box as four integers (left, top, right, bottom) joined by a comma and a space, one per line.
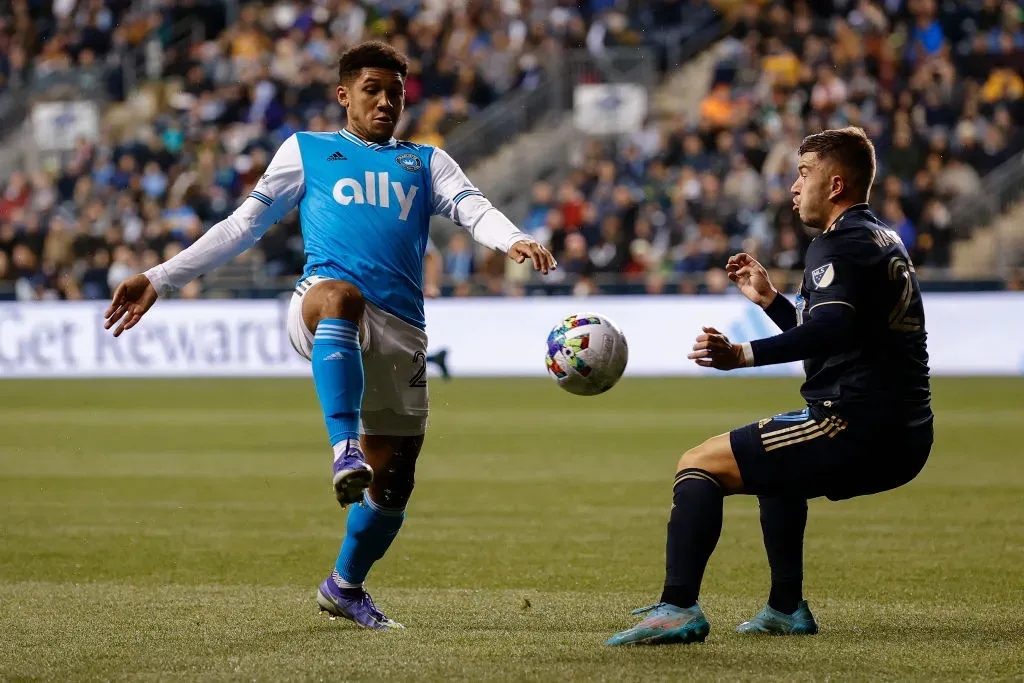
295, 132, 435, 327
145, 128, 529, 329
249, 129, 483, 329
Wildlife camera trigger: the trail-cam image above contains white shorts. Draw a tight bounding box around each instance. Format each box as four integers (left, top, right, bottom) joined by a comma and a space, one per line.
287, 276, 429, 436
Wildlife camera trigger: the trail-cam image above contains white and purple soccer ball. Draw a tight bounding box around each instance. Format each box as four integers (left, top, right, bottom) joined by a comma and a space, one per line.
544, 313, 628, 396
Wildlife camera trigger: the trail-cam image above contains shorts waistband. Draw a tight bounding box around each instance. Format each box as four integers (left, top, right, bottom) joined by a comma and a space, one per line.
296, 275, 329, 296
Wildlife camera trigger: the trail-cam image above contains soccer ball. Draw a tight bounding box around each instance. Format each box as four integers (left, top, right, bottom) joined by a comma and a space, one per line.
545, 313, 628, 395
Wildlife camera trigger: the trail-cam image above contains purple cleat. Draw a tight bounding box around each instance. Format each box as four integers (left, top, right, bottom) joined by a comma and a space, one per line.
317, 571, 403, 630
333, 441, 373, 507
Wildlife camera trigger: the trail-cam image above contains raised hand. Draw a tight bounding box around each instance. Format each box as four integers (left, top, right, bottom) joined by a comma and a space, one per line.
725, 253, 777, 308
509, 240, 558, 275
104, 274, 160, 337
687, 326, 748, 371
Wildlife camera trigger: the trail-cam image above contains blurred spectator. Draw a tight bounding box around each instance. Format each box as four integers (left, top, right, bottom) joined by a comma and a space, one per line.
471, 0, 1024, 294
7, 0, 663, 298
443, 232, 474, 286
3, 0, 1022, 300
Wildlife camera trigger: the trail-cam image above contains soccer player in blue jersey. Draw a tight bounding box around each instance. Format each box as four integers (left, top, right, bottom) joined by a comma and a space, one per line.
104, 41, 556, 630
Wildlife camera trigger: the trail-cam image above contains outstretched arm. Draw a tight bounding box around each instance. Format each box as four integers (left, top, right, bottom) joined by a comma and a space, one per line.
104, 135, 306, 336
430, 148, 556, 274
688, 304, 856, 370
146, 135, 305, 294
144, 198, 278, 295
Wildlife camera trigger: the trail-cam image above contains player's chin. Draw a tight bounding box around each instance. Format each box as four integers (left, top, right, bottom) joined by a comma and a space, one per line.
370, 118, 397, 138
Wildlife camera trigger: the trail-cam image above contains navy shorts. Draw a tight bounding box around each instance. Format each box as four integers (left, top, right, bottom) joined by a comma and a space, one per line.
730, 407, 933, 501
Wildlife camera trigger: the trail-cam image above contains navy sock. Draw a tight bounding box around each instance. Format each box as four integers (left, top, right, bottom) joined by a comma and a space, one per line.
660, 468, 724, 609
759, 496, 807, 614
335, 492, 405, 584
311, 319, 362, 446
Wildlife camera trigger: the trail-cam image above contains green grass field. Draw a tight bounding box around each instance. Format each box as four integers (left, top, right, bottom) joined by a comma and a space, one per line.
1, 377, 1022, 682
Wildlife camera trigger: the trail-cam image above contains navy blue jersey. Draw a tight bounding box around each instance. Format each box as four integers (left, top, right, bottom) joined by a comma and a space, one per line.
795, 204, 932, 425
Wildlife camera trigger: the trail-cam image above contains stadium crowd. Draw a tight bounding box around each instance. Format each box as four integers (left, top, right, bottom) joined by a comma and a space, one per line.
0, 0, 693, 300
511, 0, 1024, 295
0, 0, 1022, 300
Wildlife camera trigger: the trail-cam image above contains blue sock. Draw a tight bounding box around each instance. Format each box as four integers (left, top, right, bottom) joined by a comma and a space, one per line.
336, 492, 405, 583
312, 319, 362, 446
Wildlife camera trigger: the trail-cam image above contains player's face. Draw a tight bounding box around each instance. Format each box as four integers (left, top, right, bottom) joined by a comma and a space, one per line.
338, 68, 405, 143
791, 152, 836, 230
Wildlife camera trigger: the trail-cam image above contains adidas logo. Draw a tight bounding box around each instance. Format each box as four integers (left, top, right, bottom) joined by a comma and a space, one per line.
324, 352, 347, 360
327, 151, 346, 161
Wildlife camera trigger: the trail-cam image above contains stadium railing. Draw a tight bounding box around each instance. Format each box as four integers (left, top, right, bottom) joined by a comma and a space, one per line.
0, 89, 28, 146
443, 45, 662, 173
0, 263, 1014, 304
950, 150, 1024, 243
144, 269, 1015, 303
445, 2, 725, 184
442, 72, 560, 176
0, 14, 206, 183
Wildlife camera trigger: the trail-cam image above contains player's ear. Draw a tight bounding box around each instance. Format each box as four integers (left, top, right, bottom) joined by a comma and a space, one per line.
336, 85, 349, 108
828, 174, 844, 202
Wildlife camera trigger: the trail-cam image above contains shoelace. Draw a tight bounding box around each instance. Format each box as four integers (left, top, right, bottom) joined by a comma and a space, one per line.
360, 591, 388, 622
631, 602, 666, 616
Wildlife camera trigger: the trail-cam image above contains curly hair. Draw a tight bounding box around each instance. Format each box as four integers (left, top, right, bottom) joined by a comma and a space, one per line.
338, 41, 408, 84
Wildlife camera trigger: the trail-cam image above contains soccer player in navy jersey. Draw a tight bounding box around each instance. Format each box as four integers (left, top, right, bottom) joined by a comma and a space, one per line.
104, 42, 556, 630
607, 127, 932, 646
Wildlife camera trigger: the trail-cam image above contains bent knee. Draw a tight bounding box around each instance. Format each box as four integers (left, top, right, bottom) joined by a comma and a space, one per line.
366, 435, 423, 509
308, 280, 365, 327
370, 453, 418, 508
676, 434, 743, 492
678, 442, 716, 472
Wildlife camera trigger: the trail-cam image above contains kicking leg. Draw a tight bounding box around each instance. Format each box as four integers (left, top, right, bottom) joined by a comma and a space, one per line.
606, 434, 742, 646
302, 280, 373, 506
318, 431, 423, 630
335, 433, 422, 583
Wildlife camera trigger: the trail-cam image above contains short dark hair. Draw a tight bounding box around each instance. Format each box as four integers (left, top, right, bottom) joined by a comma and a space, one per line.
338, 41, 408, 84
798, 127, 877, 201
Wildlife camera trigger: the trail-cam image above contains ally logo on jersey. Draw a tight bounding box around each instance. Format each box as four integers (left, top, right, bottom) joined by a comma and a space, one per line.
333, 171, 419, 222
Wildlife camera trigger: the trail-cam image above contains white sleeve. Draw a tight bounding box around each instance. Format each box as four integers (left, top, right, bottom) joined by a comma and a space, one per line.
144, 134, 306, 295
429, 147, 532, 253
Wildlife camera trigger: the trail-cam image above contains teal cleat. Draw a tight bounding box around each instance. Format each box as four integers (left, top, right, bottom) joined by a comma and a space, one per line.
605, 602, 711, 646
736, 600, 819, 635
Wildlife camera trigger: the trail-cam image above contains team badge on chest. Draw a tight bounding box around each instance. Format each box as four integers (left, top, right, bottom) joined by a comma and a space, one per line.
395, 153, 422, 172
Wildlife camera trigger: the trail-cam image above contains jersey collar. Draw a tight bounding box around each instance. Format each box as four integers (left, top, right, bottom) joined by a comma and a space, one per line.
825, 203, 872, 233
339, 128, 398, 150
